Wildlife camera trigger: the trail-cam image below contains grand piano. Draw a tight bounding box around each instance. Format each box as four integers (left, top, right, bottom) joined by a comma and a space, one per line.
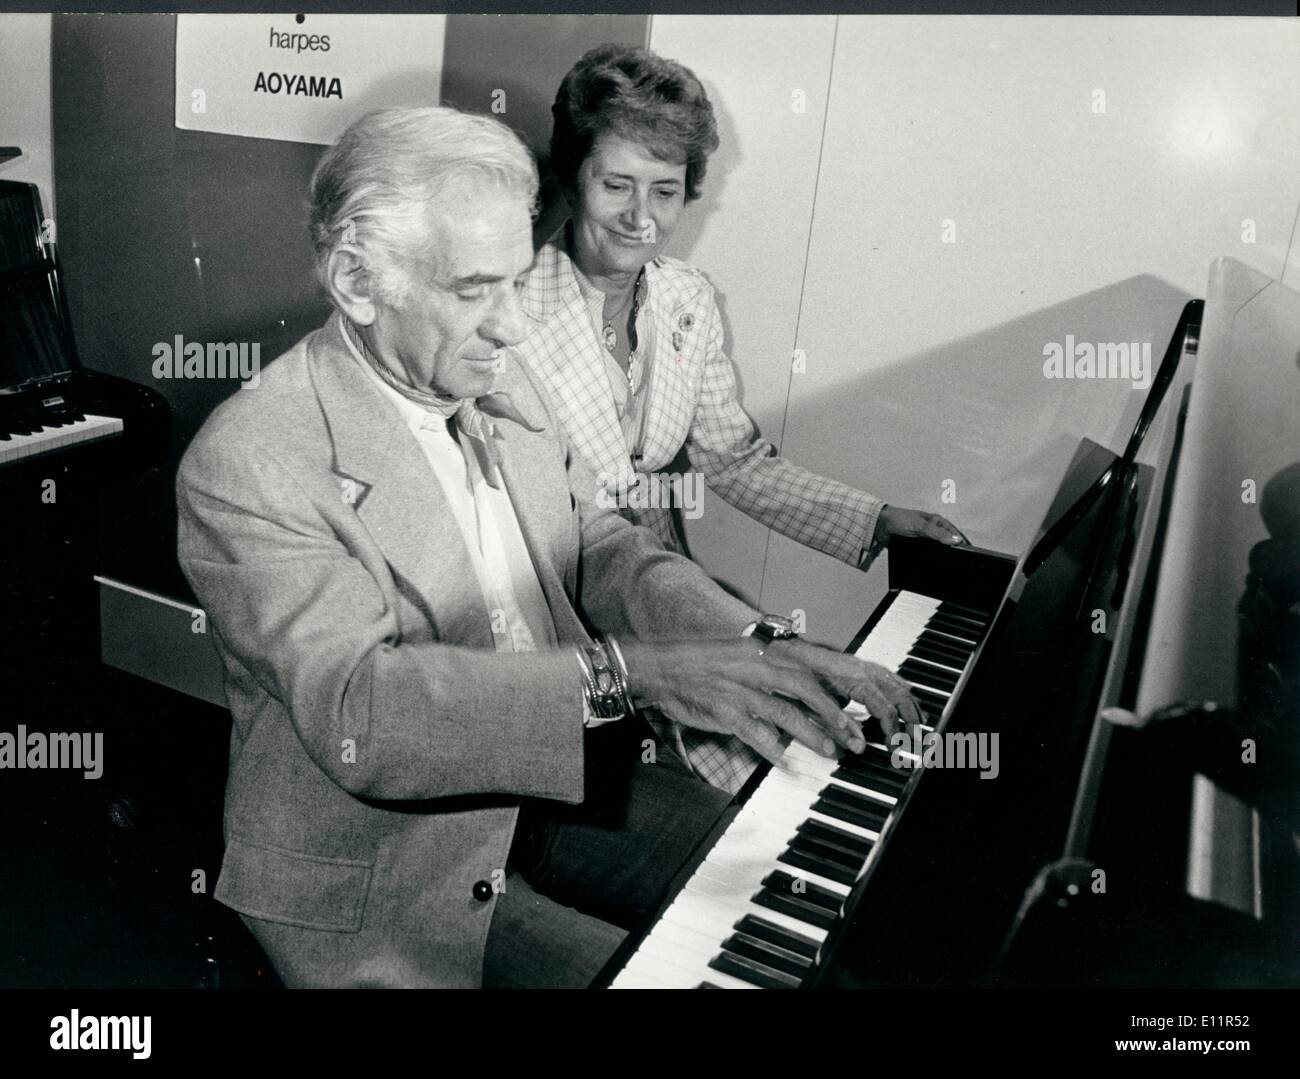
0, 179, 170, 704
600, 257, 1300, 990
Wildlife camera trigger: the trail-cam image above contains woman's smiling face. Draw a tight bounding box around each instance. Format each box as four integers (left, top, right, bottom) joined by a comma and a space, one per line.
570, 133, 687, 279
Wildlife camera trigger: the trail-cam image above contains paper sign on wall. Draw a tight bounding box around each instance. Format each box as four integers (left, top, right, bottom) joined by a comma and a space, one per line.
175, 14, 445, 145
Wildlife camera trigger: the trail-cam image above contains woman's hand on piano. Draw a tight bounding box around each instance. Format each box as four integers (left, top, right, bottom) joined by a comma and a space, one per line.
763, 638, 926, 740
619, 640, 870, 765
875, 506, 969, 547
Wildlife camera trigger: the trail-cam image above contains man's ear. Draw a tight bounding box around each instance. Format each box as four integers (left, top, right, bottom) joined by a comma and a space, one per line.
324, 245, 377, 326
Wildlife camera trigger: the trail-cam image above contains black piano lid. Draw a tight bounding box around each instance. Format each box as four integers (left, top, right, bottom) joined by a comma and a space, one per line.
808, 299, 1205, 989
1021, 299, 1203, 577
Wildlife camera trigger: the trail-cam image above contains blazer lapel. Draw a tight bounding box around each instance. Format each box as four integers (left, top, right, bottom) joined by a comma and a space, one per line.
520, 239, 636, 492
306, 315, 494, 649
639, 263, 712, 469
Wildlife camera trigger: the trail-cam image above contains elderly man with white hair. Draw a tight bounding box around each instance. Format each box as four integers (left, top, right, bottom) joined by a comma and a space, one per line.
177, 105, 923, 988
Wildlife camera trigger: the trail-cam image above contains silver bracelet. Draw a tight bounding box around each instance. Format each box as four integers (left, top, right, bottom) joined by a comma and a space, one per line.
575, 641, 626, 722
601, 635, 636, 719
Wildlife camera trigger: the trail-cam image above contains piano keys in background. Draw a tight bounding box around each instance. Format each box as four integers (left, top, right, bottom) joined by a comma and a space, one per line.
0, 179, 170, 708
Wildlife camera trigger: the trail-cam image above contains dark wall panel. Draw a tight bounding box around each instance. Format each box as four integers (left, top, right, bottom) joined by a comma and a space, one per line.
51, 12, 647, 601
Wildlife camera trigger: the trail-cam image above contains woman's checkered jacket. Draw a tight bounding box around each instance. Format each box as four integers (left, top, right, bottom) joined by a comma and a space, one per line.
508, 233, 887, 793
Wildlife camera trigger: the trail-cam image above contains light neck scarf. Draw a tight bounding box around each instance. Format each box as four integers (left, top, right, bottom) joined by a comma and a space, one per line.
341, 316, 544, 489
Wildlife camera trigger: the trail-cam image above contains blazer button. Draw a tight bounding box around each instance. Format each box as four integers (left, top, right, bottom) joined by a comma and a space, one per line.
472, 880, 493, 902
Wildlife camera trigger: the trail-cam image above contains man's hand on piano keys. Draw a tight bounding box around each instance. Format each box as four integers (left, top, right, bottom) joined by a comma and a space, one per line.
761, 638, 926, 741
618, 641, 871, 766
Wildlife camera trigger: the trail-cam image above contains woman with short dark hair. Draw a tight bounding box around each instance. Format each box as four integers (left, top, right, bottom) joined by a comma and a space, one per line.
513, 44, 967, 793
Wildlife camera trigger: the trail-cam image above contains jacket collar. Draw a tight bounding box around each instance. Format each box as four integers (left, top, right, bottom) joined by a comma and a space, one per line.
522, 224, 709, 324
303, 312, 585, 646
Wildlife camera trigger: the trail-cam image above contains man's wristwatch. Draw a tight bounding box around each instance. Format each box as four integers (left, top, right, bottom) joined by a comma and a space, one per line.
743, 614, 800, 654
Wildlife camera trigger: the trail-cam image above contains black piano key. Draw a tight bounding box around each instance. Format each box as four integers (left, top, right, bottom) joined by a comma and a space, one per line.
797, 818, 874, 859
697, 982, 723, 989
752, 884, 838, 930
818, 784, 893, 827
935, 600, 987, 622
708, 951, 801, 990
762, 869, 846, 912
857, 742, 902, 765
909, 685, 950, 711
936, 600, 990, 624
778, 846, 858, 886
900, 655, 960, 685
916, 630, 975, 661
721, 932, 813, 977
914, 699, 944, 724
921, 629, 979, 653
901, 687, 951, 714
789, 831, 862, 870
839, 750, 899, 776
735, 913, 820, 959
900, 655, 958, 681
930, 603, 982, 623
924, 623, 981, 647
899, 659, 959, 692
18, 405, 47, 430
832, 759, 908, 796
924, 616, 979, 644
813, 794, 890, 833
910, 640, 967, 671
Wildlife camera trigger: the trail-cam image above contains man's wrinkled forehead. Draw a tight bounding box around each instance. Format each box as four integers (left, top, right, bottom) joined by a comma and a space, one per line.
426, 184, 535, 284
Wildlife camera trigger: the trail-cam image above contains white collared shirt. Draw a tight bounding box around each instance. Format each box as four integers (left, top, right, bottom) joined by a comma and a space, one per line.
339, 321, 557, 656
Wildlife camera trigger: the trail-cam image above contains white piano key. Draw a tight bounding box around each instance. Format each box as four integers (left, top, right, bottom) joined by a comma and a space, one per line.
666, 887, 829, 946
617, 952, 694, 989
763, 769, 893, 827
660, 894, 743, 940
609, 964, 672, 989
786, 739, 912, 776
887, 593, 942, 612
714, 788, 873, 867
700, 844, 851, 899
624, 941, 757, 990
778, 753, 907, 799
0, 414, 122, 466
909, 654, 965, 675
680, 876, 830, 944
804, 807, 881, 845
639, 917, 724, 964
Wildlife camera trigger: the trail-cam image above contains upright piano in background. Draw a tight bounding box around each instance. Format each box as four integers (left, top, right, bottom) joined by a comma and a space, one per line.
0, 178, 170, 708
603, 256, 1300, 989
0, 179, 259, 989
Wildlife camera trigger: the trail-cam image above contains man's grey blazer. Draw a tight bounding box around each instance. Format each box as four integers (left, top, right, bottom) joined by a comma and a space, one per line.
176, 313, 757, 987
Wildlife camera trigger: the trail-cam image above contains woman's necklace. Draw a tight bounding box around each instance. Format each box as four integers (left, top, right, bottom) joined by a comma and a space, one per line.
602, 269, 644, 378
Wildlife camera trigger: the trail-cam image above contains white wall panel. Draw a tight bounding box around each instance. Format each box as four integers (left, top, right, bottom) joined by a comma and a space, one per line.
765, 15, 1300, 648
649, 14, 835, 606
0, 15, 55, 218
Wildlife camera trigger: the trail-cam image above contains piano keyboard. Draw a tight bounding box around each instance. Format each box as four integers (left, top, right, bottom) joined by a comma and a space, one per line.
608, 590, 991, 989
0, 411, 123, 466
